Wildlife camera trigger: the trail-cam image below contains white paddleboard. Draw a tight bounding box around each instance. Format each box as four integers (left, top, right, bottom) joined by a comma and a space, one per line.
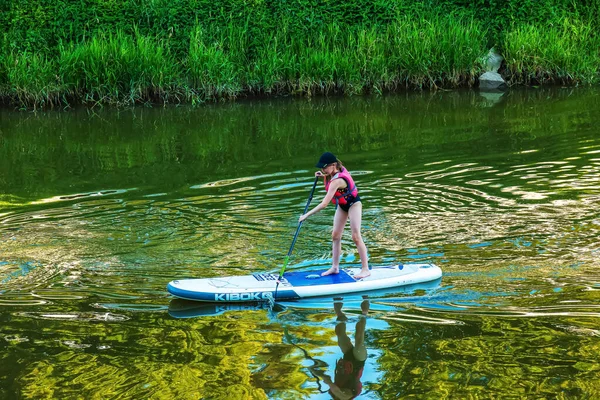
167, 263, 442, 302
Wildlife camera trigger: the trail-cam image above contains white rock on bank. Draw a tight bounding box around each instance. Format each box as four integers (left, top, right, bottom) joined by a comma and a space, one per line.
479, 71, 507, 90
479, 48, 507, 91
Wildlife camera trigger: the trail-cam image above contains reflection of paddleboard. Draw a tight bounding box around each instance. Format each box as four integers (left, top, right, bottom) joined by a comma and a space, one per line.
167, 263, 442, 303
169, 299, 271, 318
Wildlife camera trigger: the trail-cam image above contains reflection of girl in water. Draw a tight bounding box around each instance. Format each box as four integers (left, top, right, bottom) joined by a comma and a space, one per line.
311, 298, 369, 400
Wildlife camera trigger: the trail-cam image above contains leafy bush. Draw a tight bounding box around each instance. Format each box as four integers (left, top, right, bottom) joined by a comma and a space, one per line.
1, 0, 598, 107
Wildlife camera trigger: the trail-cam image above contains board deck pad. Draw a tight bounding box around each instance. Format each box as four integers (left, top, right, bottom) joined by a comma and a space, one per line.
283, 269, 356, 287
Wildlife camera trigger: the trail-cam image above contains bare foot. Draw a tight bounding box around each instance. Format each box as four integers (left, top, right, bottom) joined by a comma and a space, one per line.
354, 270, 371, 279
361, 299, 370, 315
333, 301, 348, 321
321, 267, 339, 276
334, 301, 343, 313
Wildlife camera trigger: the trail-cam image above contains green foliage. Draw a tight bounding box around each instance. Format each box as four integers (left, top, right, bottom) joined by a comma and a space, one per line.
59, 30, 181, 104
385, 14, 487, 88
248, 15, 487, 95
3, 0, 599, 57
1, 51, 62, 108
428, 0, 592, 40
187, 25, 246, 100
1, 0, 599, 107
503, 18, 600, 84
0, 35, 7, 89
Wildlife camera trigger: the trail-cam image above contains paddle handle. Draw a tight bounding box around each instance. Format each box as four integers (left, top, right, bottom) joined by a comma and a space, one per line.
278, 255, 290, 278
278, 176, 319, 279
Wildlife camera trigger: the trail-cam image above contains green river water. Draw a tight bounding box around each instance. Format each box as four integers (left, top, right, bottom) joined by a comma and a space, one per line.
1, 88, 599, 399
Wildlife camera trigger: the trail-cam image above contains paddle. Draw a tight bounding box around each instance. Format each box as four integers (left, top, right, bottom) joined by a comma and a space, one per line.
274, 176, 319, 299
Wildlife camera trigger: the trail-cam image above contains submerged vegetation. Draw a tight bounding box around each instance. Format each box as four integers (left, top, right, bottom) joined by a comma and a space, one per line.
0, 0, 599, 108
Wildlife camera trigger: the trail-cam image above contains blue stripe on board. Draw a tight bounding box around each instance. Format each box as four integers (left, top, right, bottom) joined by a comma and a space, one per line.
283, 269, 356, 287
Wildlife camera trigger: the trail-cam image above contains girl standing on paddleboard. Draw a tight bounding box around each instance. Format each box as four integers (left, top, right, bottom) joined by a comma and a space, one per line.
299, 152, 370, 279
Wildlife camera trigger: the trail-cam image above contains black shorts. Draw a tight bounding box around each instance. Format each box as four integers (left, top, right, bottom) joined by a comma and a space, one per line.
338, 195, 361, 212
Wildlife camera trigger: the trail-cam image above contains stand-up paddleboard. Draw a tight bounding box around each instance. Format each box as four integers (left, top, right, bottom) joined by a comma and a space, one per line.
167, 263, 442, 302
168, 278, 442, 318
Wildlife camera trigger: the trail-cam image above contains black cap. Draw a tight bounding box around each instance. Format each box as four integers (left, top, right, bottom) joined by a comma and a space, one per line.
315, 152, 337, 168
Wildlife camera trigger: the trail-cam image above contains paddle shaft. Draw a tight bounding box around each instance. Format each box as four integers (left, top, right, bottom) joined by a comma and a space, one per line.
278, 176, 319, 279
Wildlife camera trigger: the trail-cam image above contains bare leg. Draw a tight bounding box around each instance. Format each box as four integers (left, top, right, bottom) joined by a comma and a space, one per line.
334, 299, 348, 322
322, 207, 348, 276
348, 202, 370, 279
335, 322, 353, 354
353, 313, 368, 362
334, 301, 353, 354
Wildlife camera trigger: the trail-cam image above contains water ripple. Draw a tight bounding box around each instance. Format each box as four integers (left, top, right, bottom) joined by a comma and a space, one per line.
15, 311, 130, 322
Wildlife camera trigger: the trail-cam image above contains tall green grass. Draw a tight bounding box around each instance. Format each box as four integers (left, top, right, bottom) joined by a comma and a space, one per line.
59, 30, 181, 105
2, 13, 489, 108
503, 18, 600, 84
248, 21, 300, 94
187, 25, 247, 101
2, 11, 598, 108
2, 0, 600, 108
0, 35, 5, 85
1, 52, 62, 109
198, 14, 488, 98
387, 15, 488, 88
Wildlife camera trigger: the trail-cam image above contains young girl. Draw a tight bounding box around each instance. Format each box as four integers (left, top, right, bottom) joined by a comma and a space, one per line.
299, 152, 370, 279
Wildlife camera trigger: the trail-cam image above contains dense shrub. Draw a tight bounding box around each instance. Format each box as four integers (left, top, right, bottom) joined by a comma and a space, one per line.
3, 0, 597, 58
0, 0, 598, 107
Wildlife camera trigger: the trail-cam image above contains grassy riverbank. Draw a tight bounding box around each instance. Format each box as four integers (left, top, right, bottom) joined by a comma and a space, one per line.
1, 0, 599, 108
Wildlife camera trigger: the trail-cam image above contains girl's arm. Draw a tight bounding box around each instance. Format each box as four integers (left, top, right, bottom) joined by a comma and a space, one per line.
309, 369, 353, 400
299, 179, 344, 222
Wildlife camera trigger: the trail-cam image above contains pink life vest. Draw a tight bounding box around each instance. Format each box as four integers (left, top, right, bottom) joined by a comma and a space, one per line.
324, 167, 359, 206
